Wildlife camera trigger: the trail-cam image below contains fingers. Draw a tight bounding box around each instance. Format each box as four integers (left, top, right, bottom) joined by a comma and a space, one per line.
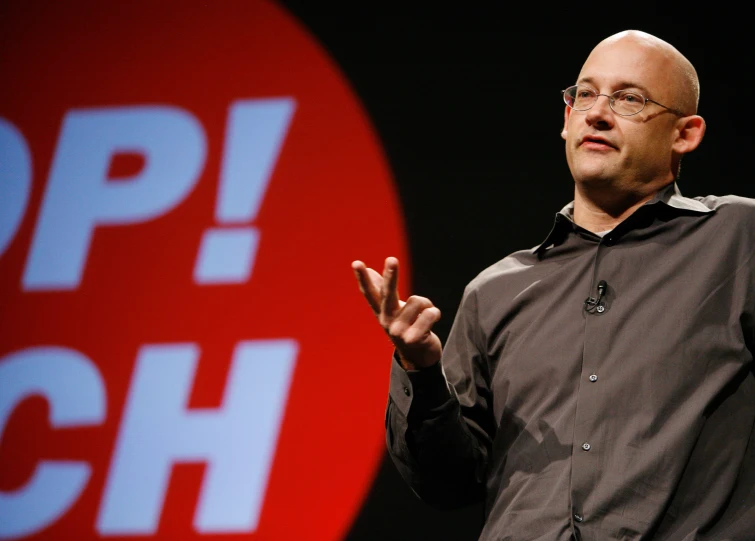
352, 257, 410, 330
381, 257, 400, 316
352, 260, 382, 314
401, 306, 441, 345
388, 295, 441, 345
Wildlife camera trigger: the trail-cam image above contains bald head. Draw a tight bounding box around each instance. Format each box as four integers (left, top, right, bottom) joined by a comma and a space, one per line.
563, 29, 707, 192
588, 30, 700, 115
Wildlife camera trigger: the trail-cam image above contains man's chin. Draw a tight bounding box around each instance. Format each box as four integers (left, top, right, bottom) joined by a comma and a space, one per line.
569, 155, 617, 182
573, 170, 616, 188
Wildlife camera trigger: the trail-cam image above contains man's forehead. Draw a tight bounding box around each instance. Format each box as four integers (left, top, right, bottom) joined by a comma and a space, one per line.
577, 40, 674, 90
576, 75, 650, 94
584, 39, 666, 70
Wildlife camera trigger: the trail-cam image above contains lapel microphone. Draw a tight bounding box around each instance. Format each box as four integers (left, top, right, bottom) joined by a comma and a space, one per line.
584, 280, 608, 313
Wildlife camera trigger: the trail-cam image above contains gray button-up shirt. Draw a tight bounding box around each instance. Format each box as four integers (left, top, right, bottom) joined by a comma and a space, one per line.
386, 183, 755, 541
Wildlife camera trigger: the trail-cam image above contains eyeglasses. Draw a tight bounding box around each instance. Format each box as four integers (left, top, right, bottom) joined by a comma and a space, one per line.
562, 85, 685, 117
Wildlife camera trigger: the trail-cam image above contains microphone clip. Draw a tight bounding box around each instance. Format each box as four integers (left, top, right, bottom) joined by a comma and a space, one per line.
584, 280, 608, 313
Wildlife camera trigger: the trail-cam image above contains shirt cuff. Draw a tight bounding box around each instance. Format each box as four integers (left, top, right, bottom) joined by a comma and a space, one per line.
389, 351, 452, 418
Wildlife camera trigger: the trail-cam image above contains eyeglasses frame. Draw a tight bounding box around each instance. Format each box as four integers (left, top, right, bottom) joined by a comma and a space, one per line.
562, 85, 686, 117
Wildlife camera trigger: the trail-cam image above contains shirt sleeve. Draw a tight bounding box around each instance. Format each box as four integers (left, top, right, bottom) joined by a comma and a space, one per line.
385, 285, 494, 509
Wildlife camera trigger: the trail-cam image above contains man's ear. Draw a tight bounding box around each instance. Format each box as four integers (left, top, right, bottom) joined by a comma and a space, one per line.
561, 106, 571, 141
673, 115, 706, 154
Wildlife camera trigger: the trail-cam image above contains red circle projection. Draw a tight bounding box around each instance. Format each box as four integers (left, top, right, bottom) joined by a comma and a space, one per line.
0, 1, 408, 540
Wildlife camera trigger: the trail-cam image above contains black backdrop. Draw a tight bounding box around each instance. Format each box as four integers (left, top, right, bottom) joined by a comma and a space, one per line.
277, 4, 754, 540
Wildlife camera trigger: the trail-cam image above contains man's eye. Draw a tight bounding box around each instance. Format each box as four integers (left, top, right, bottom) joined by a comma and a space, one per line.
618, 92, 642, 103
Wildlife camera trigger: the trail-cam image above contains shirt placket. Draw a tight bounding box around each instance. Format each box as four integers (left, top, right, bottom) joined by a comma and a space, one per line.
569, 233, 617, 535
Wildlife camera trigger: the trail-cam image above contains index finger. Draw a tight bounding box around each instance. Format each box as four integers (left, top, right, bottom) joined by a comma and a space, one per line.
352, 260, 382, 314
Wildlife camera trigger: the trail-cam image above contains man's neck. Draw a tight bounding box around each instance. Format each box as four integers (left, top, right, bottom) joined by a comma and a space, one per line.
572, 182, 669, 233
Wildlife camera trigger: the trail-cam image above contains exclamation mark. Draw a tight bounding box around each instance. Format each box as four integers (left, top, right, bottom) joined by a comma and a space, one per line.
194, 98, 296, 285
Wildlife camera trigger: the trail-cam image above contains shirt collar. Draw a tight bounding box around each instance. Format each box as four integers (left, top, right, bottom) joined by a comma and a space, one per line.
532, 182, 713, 254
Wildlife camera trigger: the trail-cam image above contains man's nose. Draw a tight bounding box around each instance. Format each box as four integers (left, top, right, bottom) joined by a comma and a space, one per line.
585, 94, 614, 125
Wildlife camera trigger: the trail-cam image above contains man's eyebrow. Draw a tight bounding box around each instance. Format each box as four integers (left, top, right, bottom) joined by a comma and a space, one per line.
577, 77, 651, 95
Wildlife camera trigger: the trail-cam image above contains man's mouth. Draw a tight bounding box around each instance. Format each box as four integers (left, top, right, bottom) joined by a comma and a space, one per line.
580, 136, 617, 150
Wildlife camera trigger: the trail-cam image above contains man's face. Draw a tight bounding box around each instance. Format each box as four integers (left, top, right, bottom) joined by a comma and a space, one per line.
561, 38, 681, 190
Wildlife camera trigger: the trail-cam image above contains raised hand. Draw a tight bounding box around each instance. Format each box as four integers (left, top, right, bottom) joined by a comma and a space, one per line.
351, 257, 442, 370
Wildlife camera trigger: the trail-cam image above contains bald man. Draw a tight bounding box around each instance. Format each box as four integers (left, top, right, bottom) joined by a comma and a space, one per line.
353, 30, 755, 541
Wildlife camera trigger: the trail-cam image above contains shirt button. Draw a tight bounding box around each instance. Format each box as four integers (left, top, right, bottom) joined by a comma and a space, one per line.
589, 374, 598, 382
596, 305, 605, 313
573, 513, 584, 522
403, 387, 411, 396
582, 443, 591, 451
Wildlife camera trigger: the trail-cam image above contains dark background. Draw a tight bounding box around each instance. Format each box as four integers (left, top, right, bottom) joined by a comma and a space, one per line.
277, 4, 755, 541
